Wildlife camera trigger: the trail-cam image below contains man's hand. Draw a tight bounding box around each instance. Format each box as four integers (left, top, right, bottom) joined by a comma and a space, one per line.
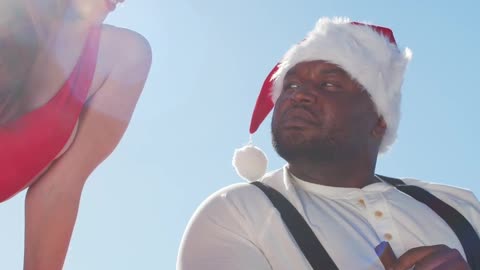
375, 241, 470, 270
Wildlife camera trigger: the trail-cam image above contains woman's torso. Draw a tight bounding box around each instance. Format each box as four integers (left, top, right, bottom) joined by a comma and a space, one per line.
0, 22, 118, 202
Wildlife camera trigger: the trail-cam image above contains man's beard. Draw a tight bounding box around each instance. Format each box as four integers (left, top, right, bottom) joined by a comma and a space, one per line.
271, 125, 341, 164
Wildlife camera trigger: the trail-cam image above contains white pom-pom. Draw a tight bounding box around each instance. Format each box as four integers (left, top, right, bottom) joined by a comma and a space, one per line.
232, 144, 268, 182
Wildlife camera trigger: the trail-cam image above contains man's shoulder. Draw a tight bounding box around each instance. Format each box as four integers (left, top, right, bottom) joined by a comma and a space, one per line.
191, 169, 285, 224
204, 169, 284, 206
402, 178, 480, 210
178, 170, 287, 269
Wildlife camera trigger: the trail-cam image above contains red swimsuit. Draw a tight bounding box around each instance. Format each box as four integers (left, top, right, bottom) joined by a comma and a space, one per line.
0, 27, 100, 202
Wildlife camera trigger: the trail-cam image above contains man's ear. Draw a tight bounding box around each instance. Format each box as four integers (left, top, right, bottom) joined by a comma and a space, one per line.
372, 116, 387, 138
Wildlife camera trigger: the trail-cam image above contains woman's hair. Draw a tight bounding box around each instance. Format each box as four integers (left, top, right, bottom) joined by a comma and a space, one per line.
0, 0, 68, 124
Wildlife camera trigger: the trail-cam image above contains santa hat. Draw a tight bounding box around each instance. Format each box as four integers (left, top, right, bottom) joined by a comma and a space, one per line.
233, 17, 412, 182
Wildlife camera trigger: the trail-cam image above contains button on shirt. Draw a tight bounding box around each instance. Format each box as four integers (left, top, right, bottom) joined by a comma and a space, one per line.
178, 167, 480, 270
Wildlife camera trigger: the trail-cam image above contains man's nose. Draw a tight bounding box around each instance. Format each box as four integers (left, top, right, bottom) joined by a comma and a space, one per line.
290, 86, 316, 105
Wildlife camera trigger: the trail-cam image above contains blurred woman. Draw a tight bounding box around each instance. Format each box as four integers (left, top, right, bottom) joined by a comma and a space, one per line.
0, 0, 152, 269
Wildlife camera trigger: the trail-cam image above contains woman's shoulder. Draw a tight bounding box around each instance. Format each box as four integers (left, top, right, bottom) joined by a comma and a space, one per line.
99, 24, 152, 62
89, 24, 152, 96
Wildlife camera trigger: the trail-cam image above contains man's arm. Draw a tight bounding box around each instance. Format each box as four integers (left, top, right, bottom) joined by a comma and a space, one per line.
23, 28, 152, 270
177, 190, 273, 270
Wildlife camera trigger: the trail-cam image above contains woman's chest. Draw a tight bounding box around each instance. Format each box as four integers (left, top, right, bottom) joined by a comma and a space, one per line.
18, 26, 112, 116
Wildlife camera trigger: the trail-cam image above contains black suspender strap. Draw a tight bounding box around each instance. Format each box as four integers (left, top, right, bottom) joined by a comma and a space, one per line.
378, 175, 480, 270
250, 181, 339, 270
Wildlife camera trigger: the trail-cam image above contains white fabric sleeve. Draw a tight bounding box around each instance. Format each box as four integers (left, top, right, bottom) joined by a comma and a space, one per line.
177, 185, 273, 270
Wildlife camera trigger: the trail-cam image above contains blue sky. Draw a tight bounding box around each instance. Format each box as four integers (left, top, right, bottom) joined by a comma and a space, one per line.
1, 0, 479, 269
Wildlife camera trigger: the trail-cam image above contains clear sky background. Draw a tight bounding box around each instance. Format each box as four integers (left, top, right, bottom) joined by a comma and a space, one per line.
1, 0, 479, 269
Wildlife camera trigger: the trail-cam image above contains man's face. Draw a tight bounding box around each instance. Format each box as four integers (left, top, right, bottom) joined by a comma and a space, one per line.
271, 60, 381, 162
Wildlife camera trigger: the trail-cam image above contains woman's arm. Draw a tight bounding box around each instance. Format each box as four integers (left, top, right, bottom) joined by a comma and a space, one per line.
23, 27, 152, 270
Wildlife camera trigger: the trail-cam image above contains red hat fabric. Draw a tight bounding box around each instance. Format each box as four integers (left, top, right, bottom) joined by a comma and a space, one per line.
249, 64, 278, 134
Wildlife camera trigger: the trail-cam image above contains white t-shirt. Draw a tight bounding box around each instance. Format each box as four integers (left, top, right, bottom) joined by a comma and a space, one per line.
177, 166, 480, 270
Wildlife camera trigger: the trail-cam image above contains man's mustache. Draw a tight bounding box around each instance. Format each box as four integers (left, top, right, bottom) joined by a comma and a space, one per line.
280, 106, 321, 125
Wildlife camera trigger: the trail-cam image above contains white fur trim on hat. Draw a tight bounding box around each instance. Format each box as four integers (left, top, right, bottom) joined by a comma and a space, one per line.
271, 17, 412, 153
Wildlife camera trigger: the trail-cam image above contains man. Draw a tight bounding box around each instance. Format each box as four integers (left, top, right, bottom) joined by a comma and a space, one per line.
177, 17, 480, 270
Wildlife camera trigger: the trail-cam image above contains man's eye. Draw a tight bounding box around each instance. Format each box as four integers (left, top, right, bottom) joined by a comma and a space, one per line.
319, 82, 340, 90
321, 82, 335, 87
283, 83, 299, 91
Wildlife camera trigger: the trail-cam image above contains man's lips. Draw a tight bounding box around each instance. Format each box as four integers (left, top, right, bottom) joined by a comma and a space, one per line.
280, 107, 319, 128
